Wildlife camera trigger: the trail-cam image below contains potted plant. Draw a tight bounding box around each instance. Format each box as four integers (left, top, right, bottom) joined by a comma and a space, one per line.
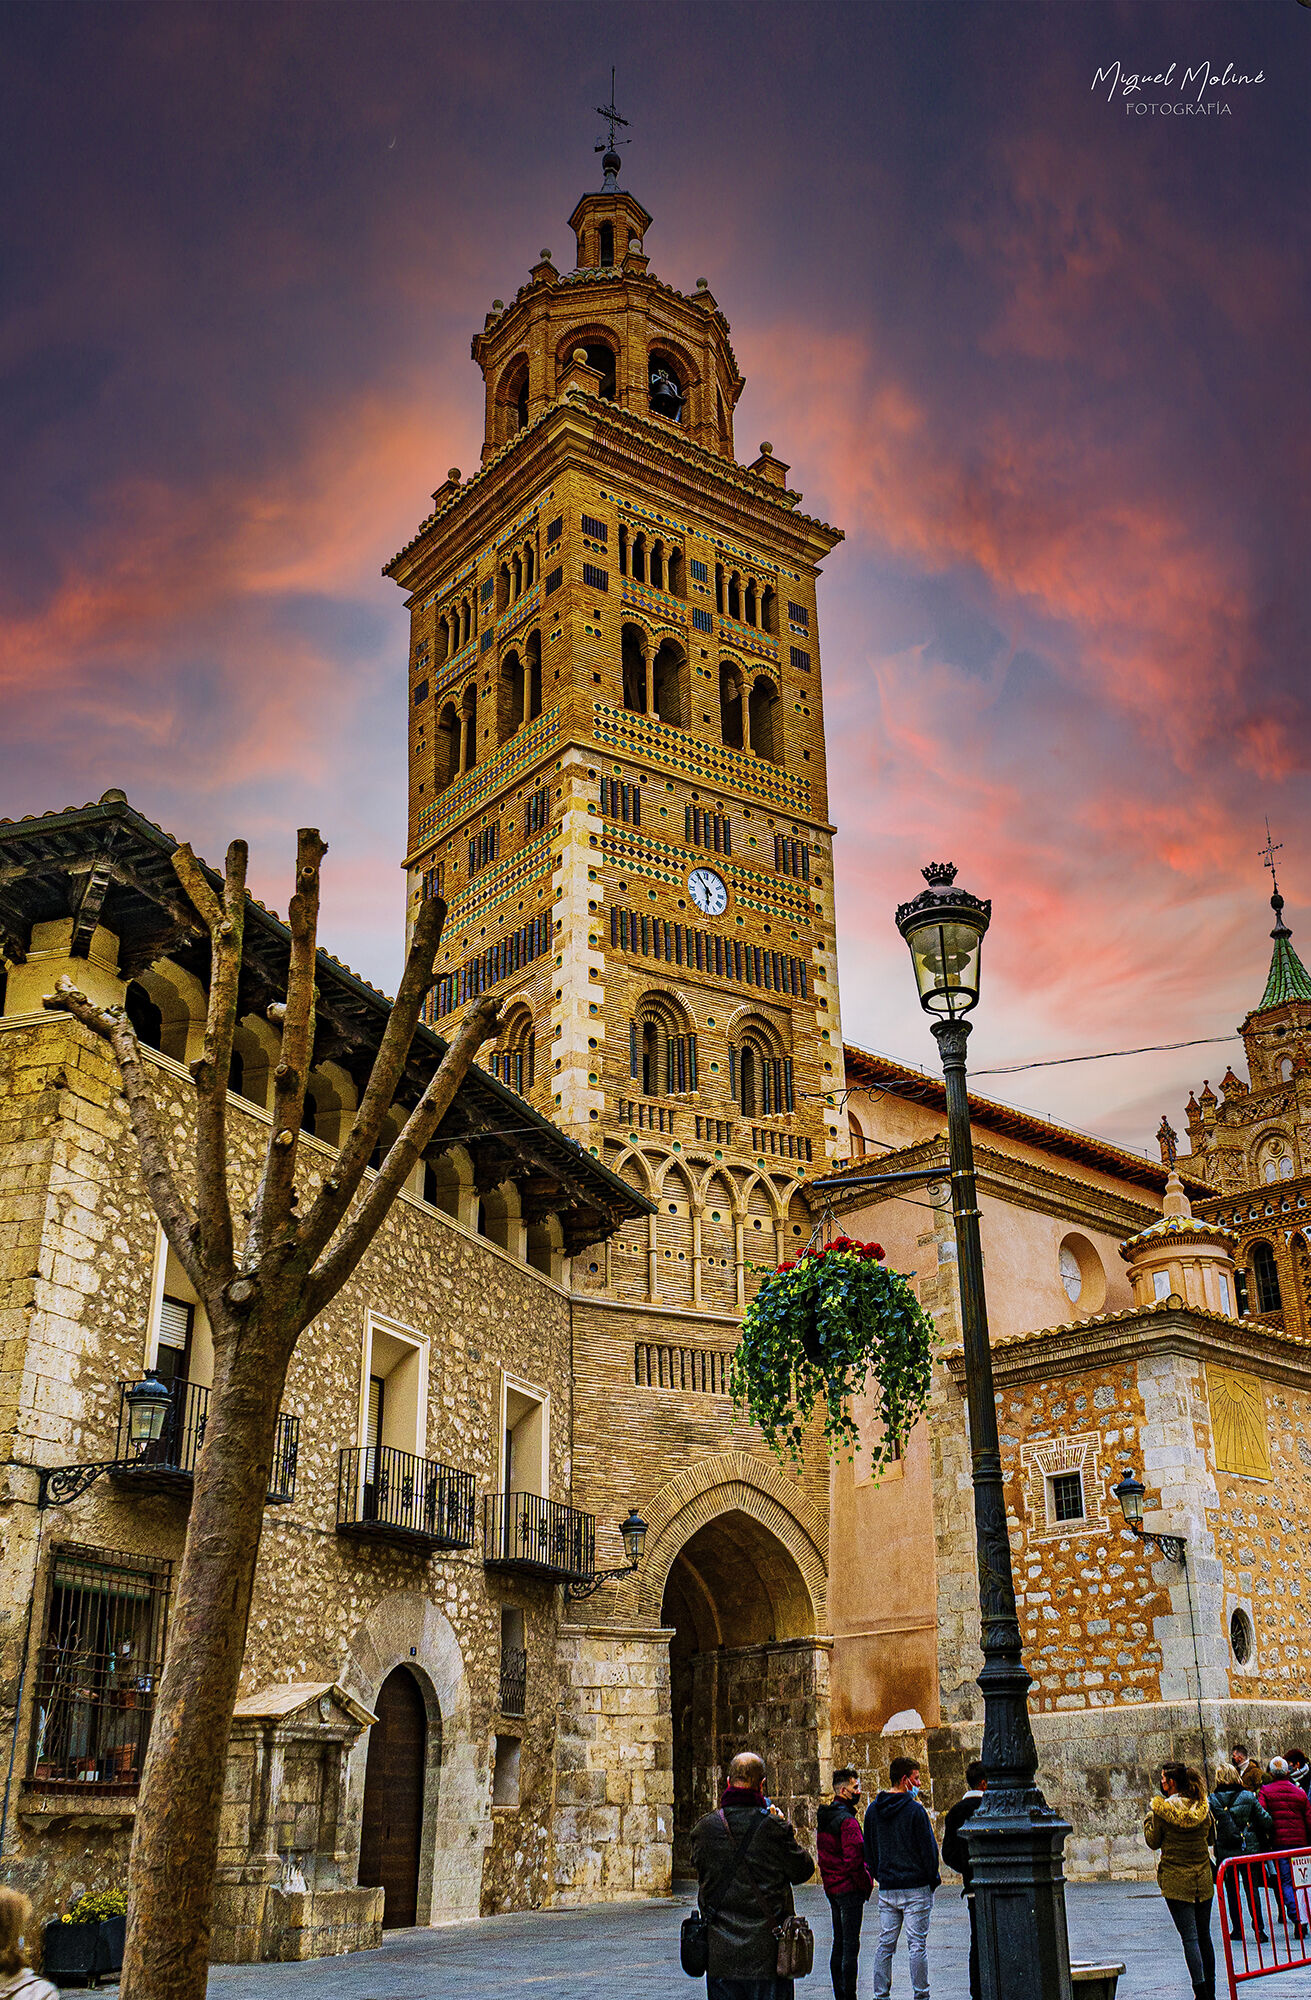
730, 1236, 935, 1468
41, 1889, 127, 1988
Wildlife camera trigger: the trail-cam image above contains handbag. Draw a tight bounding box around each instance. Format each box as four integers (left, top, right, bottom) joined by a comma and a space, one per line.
774, 1911, 816, 1980
680, 1809, 766, 1978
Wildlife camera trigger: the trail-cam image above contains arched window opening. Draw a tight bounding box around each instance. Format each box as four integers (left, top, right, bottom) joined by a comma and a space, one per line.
717, 389, 730, 450
498, 355, 530, 445
848, 1114, 866, 1158
301, 1090, 318, 1137
748, 676, 781, 763
526, 630, 542, 720
515, 376, 529, 431
745, 579, 757, 628
632, 534, 646, 584
761, 586, 777, 634
434, 704, 460, 792
1258, 1135, 1294, 1182
652, 638, 687, 728
719, 664, 744, 748
511, 553, 522, 601
715, 564, 725, 615
125, 982, 163, 1052
1280, 1056, 1294, 1081
599, 221, 615, 267
650, 541, 665, 591
497, 564, 510, 614
498, 650, 525, 745
1251, 1241, 1282, 1313
572, 341, 616, 402
460, 686, 478, 773
523, 542, 535, 590
667, 548, 685, 598
641, 1022, 660, 1096
631, 993, 697, 1099
649, 353, 685, 422
461, 599, 472, 649
618, 524, 629, 576
435, 618, 450, 668
622, 624, 648, 714
738, 1045, 758, 1118
727, 573, 741, 621
492, 1011, 536, 1096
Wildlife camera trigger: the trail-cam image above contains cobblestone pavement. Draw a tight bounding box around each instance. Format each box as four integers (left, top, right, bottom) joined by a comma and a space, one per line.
201, 1881, 1311, 1999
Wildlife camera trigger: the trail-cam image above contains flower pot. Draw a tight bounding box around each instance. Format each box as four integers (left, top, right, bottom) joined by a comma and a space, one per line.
40, 1915, 126, 1987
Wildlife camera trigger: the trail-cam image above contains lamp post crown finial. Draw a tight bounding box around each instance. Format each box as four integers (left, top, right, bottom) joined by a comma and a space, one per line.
923, 861, 957, 887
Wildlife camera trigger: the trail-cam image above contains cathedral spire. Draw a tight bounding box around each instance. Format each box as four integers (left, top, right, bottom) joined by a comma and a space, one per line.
1257, 826, 1311, 1008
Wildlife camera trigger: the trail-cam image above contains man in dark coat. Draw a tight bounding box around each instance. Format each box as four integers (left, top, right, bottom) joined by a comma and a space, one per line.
816, 1765, 872, 2000
941, 1762, 987, 2000
690, 1750, 816, 2000
864, 1756, 940, 2000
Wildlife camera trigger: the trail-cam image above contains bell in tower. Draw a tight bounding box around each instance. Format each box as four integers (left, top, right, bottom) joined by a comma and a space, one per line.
648, 363, 684, 421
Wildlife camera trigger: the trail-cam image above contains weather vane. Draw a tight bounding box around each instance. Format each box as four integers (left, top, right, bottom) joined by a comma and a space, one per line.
1261, 817, 1283, 897
595, 69, 629, 154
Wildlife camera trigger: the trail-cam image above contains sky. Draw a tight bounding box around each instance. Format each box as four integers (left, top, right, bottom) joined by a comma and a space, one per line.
1, 0, 1306, 1155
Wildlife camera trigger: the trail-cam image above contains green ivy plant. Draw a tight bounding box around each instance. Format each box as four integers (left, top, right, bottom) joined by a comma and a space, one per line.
63, 1889, 128, 1924
730, 1236, 935, 1468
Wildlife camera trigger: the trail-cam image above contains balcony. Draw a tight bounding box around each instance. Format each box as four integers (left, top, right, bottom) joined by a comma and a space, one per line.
109, 1381, 299, 1505
498, 1647, 527, 1718
483, 1492, 595, 1582
336, 1447, 477, 1553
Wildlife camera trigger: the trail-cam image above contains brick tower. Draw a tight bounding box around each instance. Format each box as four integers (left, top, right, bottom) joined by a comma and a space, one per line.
385, 136, 847, 1305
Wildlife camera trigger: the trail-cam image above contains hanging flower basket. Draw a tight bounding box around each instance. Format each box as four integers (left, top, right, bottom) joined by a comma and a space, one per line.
729, 1237, 935, 1469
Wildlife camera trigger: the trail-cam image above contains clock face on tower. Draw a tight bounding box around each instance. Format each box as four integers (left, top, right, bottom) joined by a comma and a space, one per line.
688, 867, 728, 917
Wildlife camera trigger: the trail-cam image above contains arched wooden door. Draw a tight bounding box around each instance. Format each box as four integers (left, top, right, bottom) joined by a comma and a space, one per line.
358, 1666, 427, 1927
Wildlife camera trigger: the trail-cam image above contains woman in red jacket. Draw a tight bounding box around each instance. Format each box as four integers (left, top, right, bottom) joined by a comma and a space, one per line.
1258, 1758, 1311, 1937
816, 1767, 873, 2000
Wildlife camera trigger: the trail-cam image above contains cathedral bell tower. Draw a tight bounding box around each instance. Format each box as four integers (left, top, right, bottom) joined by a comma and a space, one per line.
385, 134, 847, 1306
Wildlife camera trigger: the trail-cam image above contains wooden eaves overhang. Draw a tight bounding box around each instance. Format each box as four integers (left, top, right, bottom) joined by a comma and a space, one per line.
383, 390, 843, 602
0, 793, 652, 1250
840, 1041, 1208, 1202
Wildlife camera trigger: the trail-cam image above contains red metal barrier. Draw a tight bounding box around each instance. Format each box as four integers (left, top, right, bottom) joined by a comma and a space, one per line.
1219, 1848, 1311, 1991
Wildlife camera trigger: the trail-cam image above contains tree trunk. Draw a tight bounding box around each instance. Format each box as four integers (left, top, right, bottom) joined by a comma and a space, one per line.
120, 1322, 287, 2000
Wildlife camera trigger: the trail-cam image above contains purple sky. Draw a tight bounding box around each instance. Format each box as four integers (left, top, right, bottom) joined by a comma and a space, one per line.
2, 1, 1306, 1153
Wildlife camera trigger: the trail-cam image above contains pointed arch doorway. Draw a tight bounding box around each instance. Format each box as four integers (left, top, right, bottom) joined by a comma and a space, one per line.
358, 1666, 429, 1927
660, 1507, 823, 1876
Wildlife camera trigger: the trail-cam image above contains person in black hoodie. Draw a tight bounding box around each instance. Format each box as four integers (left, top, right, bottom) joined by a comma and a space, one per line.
864, 1757, 940, 2000
941, 1763, 987, 2000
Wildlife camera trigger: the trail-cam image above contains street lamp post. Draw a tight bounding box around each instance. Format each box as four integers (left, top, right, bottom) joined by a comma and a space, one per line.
565, 1507, 649, 1602
895, 863, 1074, 2000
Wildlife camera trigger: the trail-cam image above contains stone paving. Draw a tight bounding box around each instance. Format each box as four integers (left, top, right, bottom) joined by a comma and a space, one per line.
199, 1880, 1311, 1999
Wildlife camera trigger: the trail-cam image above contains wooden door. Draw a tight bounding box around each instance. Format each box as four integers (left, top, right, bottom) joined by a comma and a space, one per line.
358, 1667, 426, 1927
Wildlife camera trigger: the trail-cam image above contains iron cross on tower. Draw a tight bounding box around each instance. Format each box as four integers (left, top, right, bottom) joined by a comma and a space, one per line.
1261, 818, 1284, 897
595, 71, 629, 154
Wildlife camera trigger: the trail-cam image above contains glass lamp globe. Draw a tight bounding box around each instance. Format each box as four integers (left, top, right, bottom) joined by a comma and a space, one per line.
895, 864, 991, 1018
620, 1508, 649, 1567
124, 1371, 172, 1447
1112, 1467, 1146, 1530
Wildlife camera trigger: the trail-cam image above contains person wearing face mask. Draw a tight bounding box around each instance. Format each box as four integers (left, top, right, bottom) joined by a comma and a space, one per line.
864, 1757, 940, 2000
816, 1767, 872, 2000
941, 1762, 988, 2000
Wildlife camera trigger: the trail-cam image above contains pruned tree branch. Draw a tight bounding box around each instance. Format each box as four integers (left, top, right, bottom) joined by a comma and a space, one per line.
297, 894, 447, 1265
300, 995, 500, 1324
172, 840, 247, 1293
42, 976, 205, 1296
245, 829, 325, 1266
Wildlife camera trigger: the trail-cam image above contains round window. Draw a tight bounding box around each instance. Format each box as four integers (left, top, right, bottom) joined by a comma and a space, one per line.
1057, 1233, 1107, 1313
1230, 1607, 1254, 1666
1059, 1247, 1082, 1304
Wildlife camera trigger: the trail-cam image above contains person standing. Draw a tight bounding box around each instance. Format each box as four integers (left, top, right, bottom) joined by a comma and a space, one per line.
816, 1766, 872, 2000
1233, 1745, 1263, 1790
1283, 1749, 1311, 1796
864, 1756, 940, 2000
0, 1890, 59, 2000
1144, 1763, 1216, 2000
1210, 1762, 1271, 1945
941, 1761, 988, 2000
690, 1750, 816, 2000
1258, 1757, 1311, 1937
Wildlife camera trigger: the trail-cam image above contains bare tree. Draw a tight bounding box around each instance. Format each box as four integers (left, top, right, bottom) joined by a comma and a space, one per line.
45, 830, 499, 2000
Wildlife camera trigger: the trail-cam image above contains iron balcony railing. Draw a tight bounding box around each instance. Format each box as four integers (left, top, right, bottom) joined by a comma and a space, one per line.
498, 1646, 527, 1718
336, 1446, 477, 1551
110, 1380, 299, 1505
27, 1543, 172, 1793
482, 1492, 595, 1582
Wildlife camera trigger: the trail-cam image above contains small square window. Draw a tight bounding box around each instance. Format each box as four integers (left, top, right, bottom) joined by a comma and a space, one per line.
1048, 1471, 1084, 1523
493, 1733, 522, 1806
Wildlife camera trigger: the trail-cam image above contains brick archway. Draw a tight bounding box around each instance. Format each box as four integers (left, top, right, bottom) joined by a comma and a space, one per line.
637, 1449, 828, 1629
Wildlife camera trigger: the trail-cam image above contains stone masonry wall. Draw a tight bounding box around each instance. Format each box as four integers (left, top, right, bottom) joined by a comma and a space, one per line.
550, 1621, 673, 1903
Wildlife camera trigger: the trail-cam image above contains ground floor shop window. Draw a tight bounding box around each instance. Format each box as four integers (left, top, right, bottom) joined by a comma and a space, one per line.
28, 1543, 171, 1791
